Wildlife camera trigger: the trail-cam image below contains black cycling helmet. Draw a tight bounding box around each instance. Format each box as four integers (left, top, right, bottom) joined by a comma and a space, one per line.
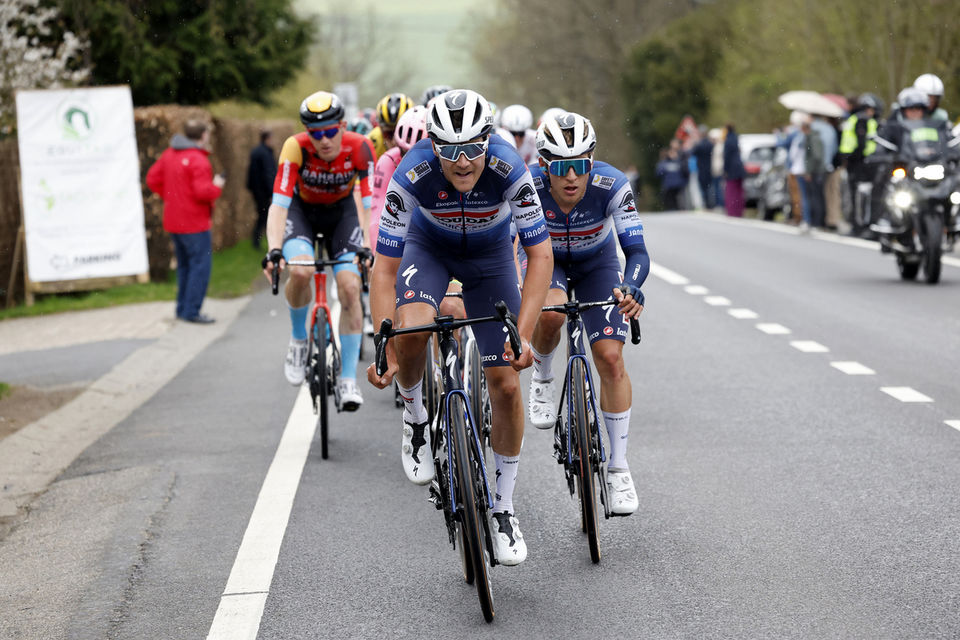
420, 84, 453, 106
346, 117, 372, 135
376, 93, 415, 130
299, 91, 344, 127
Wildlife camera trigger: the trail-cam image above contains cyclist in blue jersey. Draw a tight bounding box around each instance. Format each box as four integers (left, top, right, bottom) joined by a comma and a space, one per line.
367, 89, 553, 566
526, 112, 648, 516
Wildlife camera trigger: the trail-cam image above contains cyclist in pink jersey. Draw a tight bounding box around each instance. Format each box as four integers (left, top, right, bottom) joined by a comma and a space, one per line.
370, 106, 428, 247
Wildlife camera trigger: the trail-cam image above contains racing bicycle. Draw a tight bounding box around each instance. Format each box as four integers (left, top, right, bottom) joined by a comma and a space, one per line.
542, 286, 641, 563
374, 301, 520, 623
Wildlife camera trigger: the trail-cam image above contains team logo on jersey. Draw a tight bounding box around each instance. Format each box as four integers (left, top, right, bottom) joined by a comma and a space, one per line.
603, 326, 614, 336
619, 191, 636, 212
510, 184, 537, 208
385, 192, 405, 219
545, 209, 556, 219
404, 290, 415, 299
488, 156, 513, 178
591, 174, 616, 190
532, 176, 544, 189
438, 191, 448, 200
405, 161, 431, 183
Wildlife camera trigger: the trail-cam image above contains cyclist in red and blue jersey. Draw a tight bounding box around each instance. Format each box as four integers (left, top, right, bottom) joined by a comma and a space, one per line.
367, 89, 553, 566
526, 111, 648, 516
262, 91, 375, 411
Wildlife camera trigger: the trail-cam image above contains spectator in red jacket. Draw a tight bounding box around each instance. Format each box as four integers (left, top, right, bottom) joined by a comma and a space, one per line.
146, 120, 225, 323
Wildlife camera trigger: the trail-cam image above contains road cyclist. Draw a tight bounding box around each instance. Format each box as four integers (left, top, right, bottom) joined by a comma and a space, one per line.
367, 88, 553, 566
368, 92, 415, 159
262, 90, 375, 411
525, 111, 649, 516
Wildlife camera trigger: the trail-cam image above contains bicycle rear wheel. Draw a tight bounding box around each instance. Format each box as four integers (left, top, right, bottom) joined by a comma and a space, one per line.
463, 334, 491, 461
450, 395, 494, 622
312, 307, 330, 460
571, 359, 600, 563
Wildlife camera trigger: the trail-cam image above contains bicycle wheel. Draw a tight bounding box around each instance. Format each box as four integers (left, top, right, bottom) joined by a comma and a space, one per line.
313, 307, 330, 460
450, 395, 494, 622
463, 335, 491, 461
571, 359, 600, 563
423, 335, 439, 427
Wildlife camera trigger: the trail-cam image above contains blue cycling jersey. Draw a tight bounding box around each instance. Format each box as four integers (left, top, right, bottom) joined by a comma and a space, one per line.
530, 160, 650, 288
375, 135, 548, 257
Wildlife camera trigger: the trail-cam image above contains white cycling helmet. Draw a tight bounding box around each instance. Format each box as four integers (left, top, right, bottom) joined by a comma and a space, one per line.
426, 89, 494, 144
538, 107, 567, 127
536, 111, 597, 159
500, 104, 534, 133
914, 73, 944, 97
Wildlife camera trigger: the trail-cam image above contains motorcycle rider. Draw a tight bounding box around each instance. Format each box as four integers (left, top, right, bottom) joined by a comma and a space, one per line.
914, 73, 949, 123
839, 93, 881, 236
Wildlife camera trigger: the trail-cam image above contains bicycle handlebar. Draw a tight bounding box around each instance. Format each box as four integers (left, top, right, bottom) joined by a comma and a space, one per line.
542, 298, 642, 345
374, 300, 521, 376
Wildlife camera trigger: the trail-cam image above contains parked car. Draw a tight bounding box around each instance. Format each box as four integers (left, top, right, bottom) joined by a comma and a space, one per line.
755, 146, 791, 221
739, 133, 778, 207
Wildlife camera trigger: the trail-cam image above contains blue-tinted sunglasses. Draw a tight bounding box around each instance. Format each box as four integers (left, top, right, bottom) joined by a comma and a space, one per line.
436, 139, 488, 162
308, 125, 340, 140
548, 158, 593, 176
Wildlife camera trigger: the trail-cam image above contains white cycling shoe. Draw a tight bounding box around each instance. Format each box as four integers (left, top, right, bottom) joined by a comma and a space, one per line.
284, 338, 308, 386
401, 411, 435, 485
490, 511, 527, 566
528, 377, 557, 429
337, 378, 363, 412
606, 470, 639, 516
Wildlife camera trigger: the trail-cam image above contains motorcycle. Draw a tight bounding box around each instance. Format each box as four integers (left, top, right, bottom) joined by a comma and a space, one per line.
869, 120, 960, 284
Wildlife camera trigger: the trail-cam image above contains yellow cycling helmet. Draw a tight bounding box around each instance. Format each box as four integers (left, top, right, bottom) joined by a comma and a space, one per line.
376, 93, 414, 131
299, 91, 344, 127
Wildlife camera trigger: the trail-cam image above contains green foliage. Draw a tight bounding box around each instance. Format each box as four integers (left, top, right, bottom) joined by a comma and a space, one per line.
58, 0, 314, 105
0, 382, 10, 400
0, 239, 266, 321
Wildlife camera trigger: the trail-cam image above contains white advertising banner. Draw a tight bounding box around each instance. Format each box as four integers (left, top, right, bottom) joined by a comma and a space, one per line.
16, 86, 148, 282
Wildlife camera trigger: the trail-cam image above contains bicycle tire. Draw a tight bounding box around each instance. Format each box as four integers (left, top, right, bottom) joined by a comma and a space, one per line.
450, 395, 495, 622
423, 335, 439, 428
464, 335, 491, 460
314, 307, 330, 460
571, 359, 600, 563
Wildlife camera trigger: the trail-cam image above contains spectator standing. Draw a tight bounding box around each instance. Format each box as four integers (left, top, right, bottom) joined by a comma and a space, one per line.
692, 126, 715, 208
820, 116, 844, 230
709, 128, 725, 210
146, 120, 224, 324
803, 117, 826, 229
786, 113, 808, 226
246, 129, 277, 249
656, 144, 689, 210
722, 124, 746, 217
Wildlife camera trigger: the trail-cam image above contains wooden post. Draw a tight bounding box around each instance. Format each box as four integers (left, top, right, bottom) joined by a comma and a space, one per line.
4, 225, 23, 309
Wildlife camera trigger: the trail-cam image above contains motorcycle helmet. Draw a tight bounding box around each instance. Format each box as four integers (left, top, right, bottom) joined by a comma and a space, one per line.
914, 73, 944, 97
898, 87, 928, 112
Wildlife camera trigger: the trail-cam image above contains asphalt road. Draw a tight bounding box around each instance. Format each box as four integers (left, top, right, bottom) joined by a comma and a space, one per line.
2, 212, 960, 639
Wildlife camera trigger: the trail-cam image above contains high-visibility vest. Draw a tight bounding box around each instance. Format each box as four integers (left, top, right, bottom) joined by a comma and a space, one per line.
839, 114, 877, 156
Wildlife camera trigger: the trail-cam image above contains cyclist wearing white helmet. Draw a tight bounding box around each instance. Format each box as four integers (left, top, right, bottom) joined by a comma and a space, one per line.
525, 111, 649, 516
913, 73, 949, 122
368, 89, 553, 566
496, 104, 537, 164
538, 107, 568, 127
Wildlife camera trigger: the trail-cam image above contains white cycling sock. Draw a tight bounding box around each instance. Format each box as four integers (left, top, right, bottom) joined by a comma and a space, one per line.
398, 380, 427, 424
603, 409, 631, 471
531, 346, 556, 382
493, 452, 520, 514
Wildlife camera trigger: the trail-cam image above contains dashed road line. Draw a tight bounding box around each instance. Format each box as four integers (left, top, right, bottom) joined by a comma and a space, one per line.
728, 308, 758, 319
649, 262, 690, 285
684, 285, 709, 295
946, 420, 960, 432
790, 340, 829, 353
756, 323, 791, 335
831, 361, 876, 375
880, 387, 934, 403
704, 296, 731, 306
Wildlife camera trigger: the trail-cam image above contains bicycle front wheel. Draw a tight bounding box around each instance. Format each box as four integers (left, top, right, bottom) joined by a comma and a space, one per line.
463, 335, 491, 461
450, 395, 494, 622
571, 358, 600, 563
313, 307, 330, 460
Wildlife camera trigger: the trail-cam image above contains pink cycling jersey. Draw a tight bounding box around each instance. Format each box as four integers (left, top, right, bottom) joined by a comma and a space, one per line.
369, 146, 403, 248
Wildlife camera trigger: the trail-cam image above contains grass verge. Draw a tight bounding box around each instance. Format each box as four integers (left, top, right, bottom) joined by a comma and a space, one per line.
0, 240, 265, 321
0, 382, 9, 400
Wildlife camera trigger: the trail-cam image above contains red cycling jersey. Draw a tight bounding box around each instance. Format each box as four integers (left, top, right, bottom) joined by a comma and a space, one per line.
272, 131, 375, 208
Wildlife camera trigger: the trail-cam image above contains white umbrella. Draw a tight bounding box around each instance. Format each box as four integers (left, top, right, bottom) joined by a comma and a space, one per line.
777, 91, 845, 118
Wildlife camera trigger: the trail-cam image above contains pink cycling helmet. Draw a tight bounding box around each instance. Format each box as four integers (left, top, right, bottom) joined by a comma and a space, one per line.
393, 105, 428, 152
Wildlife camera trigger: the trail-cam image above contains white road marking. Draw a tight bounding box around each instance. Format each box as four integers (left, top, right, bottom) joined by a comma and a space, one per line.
728, 308, 758, 319
207, 385, 316, 640
649, 262, 690, 285
790, 340, 829, 353
830, 361, 876, 375
756, 323, 791, 335
684, 285, 709, 295
704, 296, 731, 306
880, 387, 933, 403
946, 420, 960, 432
